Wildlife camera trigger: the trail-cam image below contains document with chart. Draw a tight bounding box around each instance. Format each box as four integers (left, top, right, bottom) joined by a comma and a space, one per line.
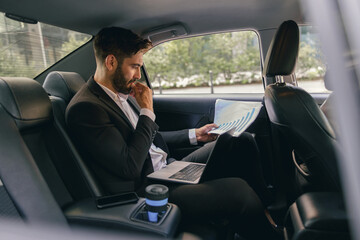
208, 99, 262, 137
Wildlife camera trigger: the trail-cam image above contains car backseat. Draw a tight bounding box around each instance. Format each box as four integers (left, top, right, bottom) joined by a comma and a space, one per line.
0, 75, 101, 211
0, 76, 182, 238
0, 76, 69, 224
43, 71, 86, 130
42, 71, 105, 198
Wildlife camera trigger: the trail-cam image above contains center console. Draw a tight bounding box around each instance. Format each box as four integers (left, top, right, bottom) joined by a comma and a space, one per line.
64, 197, 180, 238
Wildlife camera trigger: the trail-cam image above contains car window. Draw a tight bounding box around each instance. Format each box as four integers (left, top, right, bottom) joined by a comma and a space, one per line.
295, 25, 329, 93
0, 13, 91, 78
143, 31, 263, 94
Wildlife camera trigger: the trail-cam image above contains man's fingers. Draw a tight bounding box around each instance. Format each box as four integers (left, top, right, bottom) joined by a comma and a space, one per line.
204, 123, 218, 131
134, 81, 148, 90
204, 124, 218, 133
132, 83, 147, 97
133, 82, 152, 96
131, 82, 153, 112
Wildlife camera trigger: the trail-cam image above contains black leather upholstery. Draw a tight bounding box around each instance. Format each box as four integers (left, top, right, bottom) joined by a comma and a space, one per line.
296, 193, 348, 232
43, 71, 85, 129
285, 192, 349, 240
263, 21, 341, 191
0, 76, 94, 207
263, 20, 299, 78
0, 77, 52, 130
0, 77, 180, 236
0, 77, 67, 224
265, 85, 335, 138
265, 83, 340, 189
43, 71, 86, 103
0, 77, 82, 205
65, 198, 181, 238
43, 71, 105, 197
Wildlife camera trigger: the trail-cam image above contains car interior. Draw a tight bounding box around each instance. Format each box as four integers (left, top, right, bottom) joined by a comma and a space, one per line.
0, 0, 353, 239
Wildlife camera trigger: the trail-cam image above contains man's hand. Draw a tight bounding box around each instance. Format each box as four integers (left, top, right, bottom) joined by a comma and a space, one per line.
131, 82, 154, 112
195, 123, 218, 143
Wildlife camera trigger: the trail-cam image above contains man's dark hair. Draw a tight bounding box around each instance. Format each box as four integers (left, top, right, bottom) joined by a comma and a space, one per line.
93, 27, 152, 62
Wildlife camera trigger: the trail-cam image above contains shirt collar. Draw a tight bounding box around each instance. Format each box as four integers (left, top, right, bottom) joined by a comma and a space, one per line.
117, 92, 129, 102
97, 81, 128, 102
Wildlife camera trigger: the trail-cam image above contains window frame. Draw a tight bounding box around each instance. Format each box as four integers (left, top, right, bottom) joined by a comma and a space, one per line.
143, 29, 265, 95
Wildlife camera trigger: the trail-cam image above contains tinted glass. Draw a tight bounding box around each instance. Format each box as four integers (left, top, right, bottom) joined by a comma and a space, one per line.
0, 13, 91, 78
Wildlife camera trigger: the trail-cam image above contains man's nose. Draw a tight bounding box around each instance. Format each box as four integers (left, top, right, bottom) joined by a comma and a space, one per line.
134, 68, 141, 80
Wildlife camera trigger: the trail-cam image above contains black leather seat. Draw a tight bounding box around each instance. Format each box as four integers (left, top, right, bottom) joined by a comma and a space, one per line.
263, 20, 341, 192
0, 77, 69, 224
0, 75, 100, 210
0, 76, 183, 238
43, 71, 86, 128
43, 71, 105, 197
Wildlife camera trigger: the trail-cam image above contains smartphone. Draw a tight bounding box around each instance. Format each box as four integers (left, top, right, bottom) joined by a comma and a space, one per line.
96, 192, 139, 209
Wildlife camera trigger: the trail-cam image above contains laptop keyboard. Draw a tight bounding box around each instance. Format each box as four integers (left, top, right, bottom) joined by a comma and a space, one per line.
169, 164, 205, 181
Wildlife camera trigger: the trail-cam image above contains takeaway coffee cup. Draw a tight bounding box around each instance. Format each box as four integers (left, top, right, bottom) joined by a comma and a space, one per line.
145, 184, 169, 223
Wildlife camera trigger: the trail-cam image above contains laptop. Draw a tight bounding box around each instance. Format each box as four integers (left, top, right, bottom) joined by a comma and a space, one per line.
147, 129, 234, 184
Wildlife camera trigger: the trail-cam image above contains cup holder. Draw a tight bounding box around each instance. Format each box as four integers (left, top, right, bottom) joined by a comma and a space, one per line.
131, 201, 172, 225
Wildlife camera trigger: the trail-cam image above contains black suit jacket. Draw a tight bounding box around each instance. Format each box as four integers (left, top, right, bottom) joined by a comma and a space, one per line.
66, 77, 190, 194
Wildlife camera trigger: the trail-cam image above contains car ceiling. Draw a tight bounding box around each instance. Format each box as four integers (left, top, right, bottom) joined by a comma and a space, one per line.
0, 0, 303, 38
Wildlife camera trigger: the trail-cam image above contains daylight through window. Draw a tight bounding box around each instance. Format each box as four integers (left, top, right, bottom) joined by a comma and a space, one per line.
296, 25, 329, 93
0, 13, 91, 78
144, 31, 263, 94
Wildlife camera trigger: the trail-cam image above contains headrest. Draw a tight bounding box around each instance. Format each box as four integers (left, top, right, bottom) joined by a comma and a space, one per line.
0, 77, 52, 130
43, 71, 86, 103
263, 20, 299, 77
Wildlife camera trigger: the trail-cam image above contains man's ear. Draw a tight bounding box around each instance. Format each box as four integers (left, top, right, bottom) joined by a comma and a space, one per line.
104, 54, 117, 72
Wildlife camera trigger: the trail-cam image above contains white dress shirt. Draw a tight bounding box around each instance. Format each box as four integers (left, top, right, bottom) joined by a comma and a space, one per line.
97, 82, 198, 171
98, 83, 168, 171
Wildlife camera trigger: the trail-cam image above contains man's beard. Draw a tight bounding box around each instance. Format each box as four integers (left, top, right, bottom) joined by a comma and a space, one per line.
112, 65, 135, 94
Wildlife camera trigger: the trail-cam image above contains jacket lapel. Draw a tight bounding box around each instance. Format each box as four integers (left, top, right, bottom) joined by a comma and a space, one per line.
87, 77, 134, 130
87, 77, 169, 156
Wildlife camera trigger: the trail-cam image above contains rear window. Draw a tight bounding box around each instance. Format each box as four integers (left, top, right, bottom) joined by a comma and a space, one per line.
295, 25, 329, 93
0, 13, 91, 78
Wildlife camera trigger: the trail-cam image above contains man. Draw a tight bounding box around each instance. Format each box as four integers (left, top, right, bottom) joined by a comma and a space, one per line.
66, 27, 277, 239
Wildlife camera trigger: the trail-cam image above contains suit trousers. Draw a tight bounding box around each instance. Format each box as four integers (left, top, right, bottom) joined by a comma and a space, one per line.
164, 132, 275, 239
178, 132, 271, 206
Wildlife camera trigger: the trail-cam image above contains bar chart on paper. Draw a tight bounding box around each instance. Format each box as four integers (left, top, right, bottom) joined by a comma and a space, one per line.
209, 99, 262, 137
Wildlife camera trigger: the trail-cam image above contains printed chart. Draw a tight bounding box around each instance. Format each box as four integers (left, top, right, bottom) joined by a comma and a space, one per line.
209, 99, 262, 137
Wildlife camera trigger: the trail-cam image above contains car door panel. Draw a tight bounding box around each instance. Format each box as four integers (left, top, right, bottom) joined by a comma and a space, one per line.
153, 93, 276, 185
